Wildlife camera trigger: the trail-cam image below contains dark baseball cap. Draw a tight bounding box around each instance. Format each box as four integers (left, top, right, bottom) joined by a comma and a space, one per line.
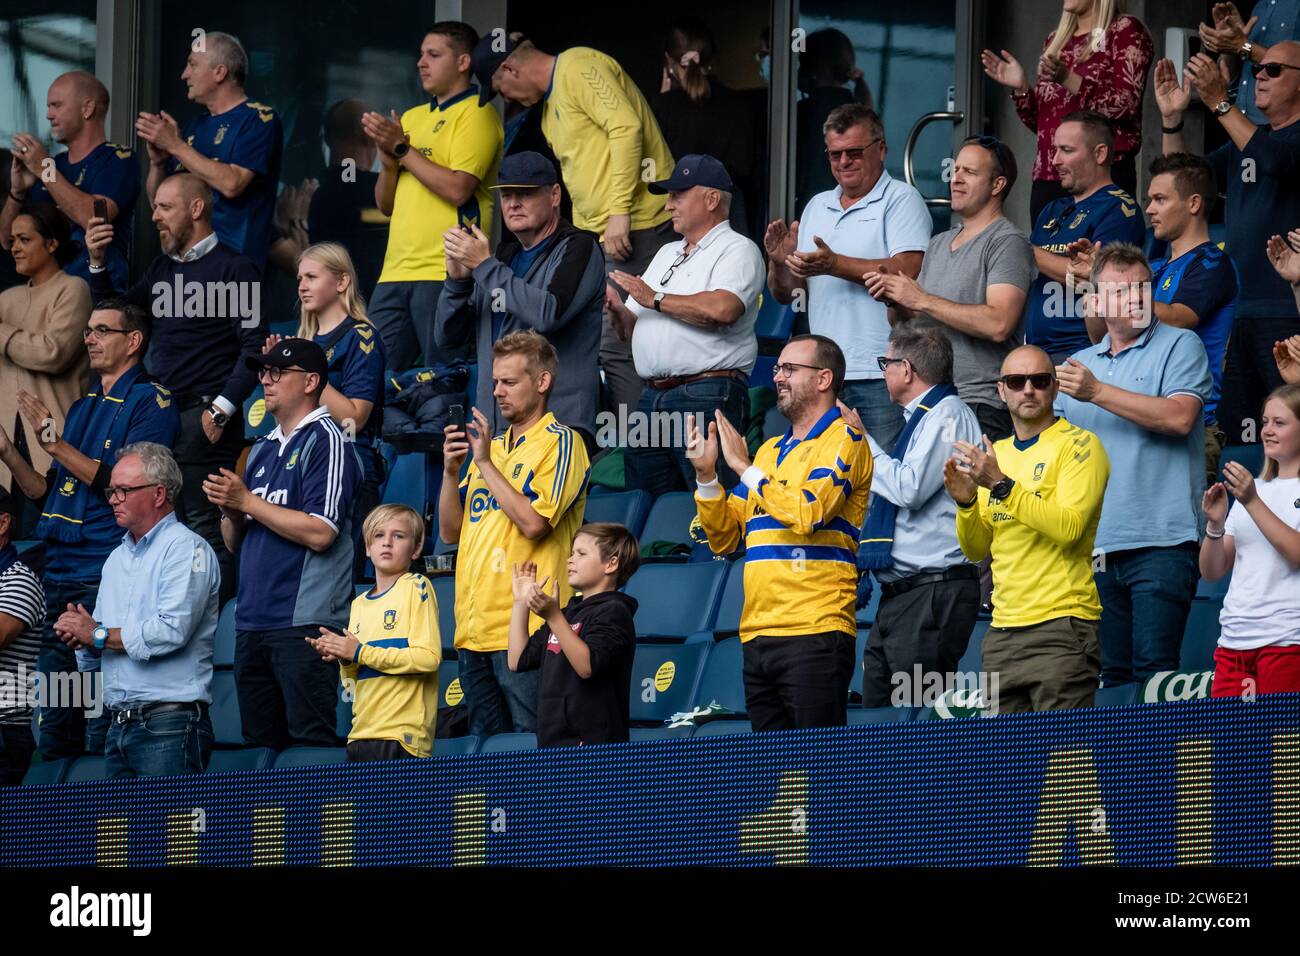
648, 154, 735, 195
471, 33, 523, 106
491, 151, 559, 189
245, 337, 329, 383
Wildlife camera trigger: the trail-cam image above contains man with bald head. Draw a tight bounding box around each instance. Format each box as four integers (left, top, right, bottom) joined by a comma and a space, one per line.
86, 172, 265, 602
3, 71, 138, 287
943, 344, 1110, 712
1157, 39, 1300, 443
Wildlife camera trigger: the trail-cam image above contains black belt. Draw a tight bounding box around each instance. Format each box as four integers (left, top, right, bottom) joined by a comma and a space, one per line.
111, 701, 208, 725
880, 564, 978, 600
173, 392, 215, 411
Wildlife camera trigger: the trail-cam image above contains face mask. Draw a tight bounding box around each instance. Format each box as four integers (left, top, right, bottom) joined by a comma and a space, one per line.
758, 54, 771, 86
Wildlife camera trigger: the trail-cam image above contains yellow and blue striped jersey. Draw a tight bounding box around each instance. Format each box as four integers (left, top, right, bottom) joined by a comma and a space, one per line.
455, 412, 589, 652
695, 407, 872, 642
340, 572, 442, 757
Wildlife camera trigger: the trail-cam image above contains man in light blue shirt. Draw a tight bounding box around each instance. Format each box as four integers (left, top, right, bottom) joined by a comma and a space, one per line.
854, 322, 983, 706
55, 442, 219, 778
1054, 244, 1212, 686
1201, 0, 1300, 124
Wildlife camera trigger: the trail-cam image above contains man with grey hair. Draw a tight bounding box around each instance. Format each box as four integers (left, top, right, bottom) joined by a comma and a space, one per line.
853, 321, 982, 707
137, 29, 283, 271
54, 442, 219, 778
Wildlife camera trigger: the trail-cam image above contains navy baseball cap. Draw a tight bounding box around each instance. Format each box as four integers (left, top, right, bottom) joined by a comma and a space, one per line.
648, 154, 735, 195
471, 33, 522, 106
245, 337, 329, 383
491, 151, 559, 189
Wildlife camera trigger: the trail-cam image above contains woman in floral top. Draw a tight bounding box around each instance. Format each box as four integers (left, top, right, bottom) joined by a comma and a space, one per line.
982, 0, 1153, 220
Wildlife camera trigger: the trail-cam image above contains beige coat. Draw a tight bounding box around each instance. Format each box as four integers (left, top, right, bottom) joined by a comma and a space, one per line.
0, 271, 92, 487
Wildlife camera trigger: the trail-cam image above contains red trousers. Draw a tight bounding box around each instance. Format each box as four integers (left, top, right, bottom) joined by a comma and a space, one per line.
1211, 645, 1300, 697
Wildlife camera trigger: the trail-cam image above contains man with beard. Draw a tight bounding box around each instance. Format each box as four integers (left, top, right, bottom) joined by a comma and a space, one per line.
689, 333, 872, 731
85, 172, 266, 602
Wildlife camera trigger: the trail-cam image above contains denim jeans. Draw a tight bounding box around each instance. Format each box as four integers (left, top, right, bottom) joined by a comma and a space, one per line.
625, 375, 750, 498
234, 627, 341, 750
104, 706, 213, 778
1095, 545, 1199, 685
458, 648, 539, 737
36, 578, 110, 761
370, 279, 445, 372
0, 722, 36, 786
839, 379, 904, 454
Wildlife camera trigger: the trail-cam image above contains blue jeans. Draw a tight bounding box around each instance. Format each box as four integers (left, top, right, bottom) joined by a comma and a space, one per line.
36, 578, 110, 760
1095, 545, 1198, 685
458, 648, 538, 737
104, 706, 213, 778
840, 379, 904, 454
625, 376, 750, 498
370, 279, 444, 372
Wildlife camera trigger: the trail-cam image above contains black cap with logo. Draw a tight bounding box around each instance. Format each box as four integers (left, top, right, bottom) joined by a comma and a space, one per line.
245, 338, 329, 383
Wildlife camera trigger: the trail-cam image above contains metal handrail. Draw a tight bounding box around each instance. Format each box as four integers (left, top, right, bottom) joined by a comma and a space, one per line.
903, 110, 965, 208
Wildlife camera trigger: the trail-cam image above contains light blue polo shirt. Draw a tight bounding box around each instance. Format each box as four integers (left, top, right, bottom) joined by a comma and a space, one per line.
796, 172, 931, 380
1054, 322, 1212, 554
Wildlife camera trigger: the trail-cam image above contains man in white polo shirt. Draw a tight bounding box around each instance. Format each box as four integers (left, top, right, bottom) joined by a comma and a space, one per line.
765, 104, 932, 453
607, 155, 764, 496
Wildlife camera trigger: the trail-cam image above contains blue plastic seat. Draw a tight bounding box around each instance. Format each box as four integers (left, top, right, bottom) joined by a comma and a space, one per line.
754, 289, 794, 343
335, 692, 352, 740
625, 562, 729, 640
629, 641, 710, 723
714, 559, 746, 636
430, 575, 456, 651
1219, 445, 1264, 485
1180, 598, 1223, 672
65, 756, 109, 782
383, 451, 428, 512
1095, 683, 1139, 708
856, 580, 881, 626
213, 599, 237, 669
210, 670, 244, 747
439, 658, 462, 710
846, 706, 919, 725
22, 758, 71, 786
273, 747, 347, 768
1196, 572, 1230, 599
583, 489, 651, 538
848, 628, 871, 700
639, 492, 699, 551
479, 733, 537, 753
691, 636, 746, 714
206, 747, 276, 773
693, 719, 751, 736
750, 356, 776, 388
434, 735, 480, 756
629, 726, 695, 741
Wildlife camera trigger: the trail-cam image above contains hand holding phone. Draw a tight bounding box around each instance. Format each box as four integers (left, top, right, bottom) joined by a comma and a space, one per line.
92, 197, 108, 221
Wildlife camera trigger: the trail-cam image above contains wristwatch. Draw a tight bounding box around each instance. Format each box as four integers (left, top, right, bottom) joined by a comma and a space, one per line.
207, 404, 230, 428
653, 292, 666, 312
1239, 40, 1254, 61
92, 625, 109, 650
393, 140, 410, 159
1213, 99, 1233, 117
989, 477, 1015, 501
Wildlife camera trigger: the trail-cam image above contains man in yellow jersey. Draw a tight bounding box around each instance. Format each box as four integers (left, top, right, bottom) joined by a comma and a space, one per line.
943, 345, 1110, 713
438, 330, 589, 736
364, 22, 503, 370
473, 34, 675, 425
689, 334, 872, 732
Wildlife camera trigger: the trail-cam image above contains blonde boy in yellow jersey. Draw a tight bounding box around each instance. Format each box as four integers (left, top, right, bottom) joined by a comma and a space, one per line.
943, 345, 1110, 713
438, 330, 589, 738
363, 22, 502, 370
308, 503, 441, 760
689, 334, 872, 732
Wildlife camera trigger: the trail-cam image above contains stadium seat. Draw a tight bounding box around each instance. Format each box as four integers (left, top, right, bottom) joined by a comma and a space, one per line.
583, 489, 651, 538
206, 748, 276, 773
847, 706, 920, 725
243, 386, 275, 440
22, 758, 71, 786
65, 756, 109, 782
1196, 572, 1230, 600
714, 558, 746, 636
629, 726, 695, 741
629, 641, 710, 723
762, 404, 787, 442
692, 636, 746, 714
434, 735, 480, 756
625, 561, 729, 639
439, 658, 463, 710
210, 670, 244, 747
856, 580, 880, 626
957, 620, 989, 675
479, 733, 537, 752
336, 692, 352, 740
383, 452, 427, 511
1180, 598, 1223, 672
1219, 445, 1264, 486
754, 288, 794, 343
693, 719, 751, 736
750, 355, 776, 388
273, 747, 347, 768
430, 574, 456, 650
213, 599, 237, 669
639, 492, 698, 552
848, 628, 871, 700
1095, 683, 1139, 708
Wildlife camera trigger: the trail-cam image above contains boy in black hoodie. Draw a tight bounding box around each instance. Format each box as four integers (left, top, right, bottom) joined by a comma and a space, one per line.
508, 522, 640, 747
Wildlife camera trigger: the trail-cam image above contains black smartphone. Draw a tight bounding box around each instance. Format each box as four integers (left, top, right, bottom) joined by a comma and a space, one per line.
92, 197, 108, 221
448, 404, 465, 433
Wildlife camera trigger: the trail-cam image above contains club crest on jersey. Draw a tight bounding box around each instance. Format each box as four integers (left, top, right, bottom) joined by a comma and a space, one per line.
1069, 211, 1088, 229
1034, 463, 1045, 481
433, 119, 446, 133
1162, 275, 1173, 291
59, 475, 77, 496
75, 169, 86, 187
383, 609, 397, 630
513, 464, 523, 479
213, 125, 228, 145
255, 466, 265, 478
286, 448, 301, 470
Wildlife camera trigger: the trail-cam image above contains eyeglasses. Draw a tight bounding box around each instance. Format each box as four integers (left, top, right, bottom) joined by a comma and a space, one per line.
877, 356, 909, 372
772, 361, 827, 379
999, 373, 1056, 391
825, 139, 882, 165
660, 249, 692, 285
1252, 62, 1300, 79
83, 324, 130, 341
104, 482, 160, 502
257, 365, 308, 383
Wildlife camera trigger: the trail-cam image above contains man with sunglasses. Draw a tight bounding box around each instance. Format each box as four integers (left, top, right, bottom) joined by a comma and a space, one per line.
864, 137, 1035, 442
1199, 1, 1300, 125
944, 346, 1110, 713
0, 299, 179, 760
203, 338, 360, 751
1157, 41, 1300, 445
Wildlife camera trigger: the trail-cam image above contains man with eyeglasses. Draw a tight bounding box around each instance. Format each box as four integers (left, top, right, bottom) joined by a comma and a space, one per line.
606, 154, 764, 496
0, 298, 179, 760
864, 136, 1036, 442
1054, 243, 1212, 688
765, 103, 931, 454
203, 338, 360, 751
943, 345, 1110, 712
1157, 41, 1300, 445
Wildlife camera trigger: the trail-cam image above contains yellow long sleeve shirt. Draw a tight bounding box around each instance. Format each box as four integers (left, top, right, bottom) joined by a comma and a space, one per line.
695, 407, 872, 642
955, 418, 1110, 629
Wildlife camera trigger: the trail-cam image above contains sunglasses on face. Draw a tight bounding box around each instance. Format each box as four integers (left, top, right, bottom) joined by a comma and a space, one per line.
825, 138, 882, 165
876, 356, 909, 372
1000, 373, 1056, 391
1253, 62, 1300, 79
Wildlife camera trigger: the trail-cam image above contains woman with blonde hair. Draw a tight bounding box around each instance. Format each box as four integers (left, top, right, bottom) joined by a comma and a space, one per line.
982, 0, 1153, 219
1201, 385, 1300, 696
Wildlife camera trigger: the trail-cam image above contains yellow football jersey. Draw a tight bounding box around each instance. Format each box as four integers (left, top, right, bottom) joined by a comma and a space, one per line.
455, 412, 590, 652
339, 572, 442, 757
695, 407, 872, 641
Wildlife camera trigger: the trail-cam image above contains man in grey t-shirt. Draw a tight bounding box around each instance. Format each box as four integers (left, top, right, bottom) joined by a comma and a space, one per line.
865, 138, 1036, 440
